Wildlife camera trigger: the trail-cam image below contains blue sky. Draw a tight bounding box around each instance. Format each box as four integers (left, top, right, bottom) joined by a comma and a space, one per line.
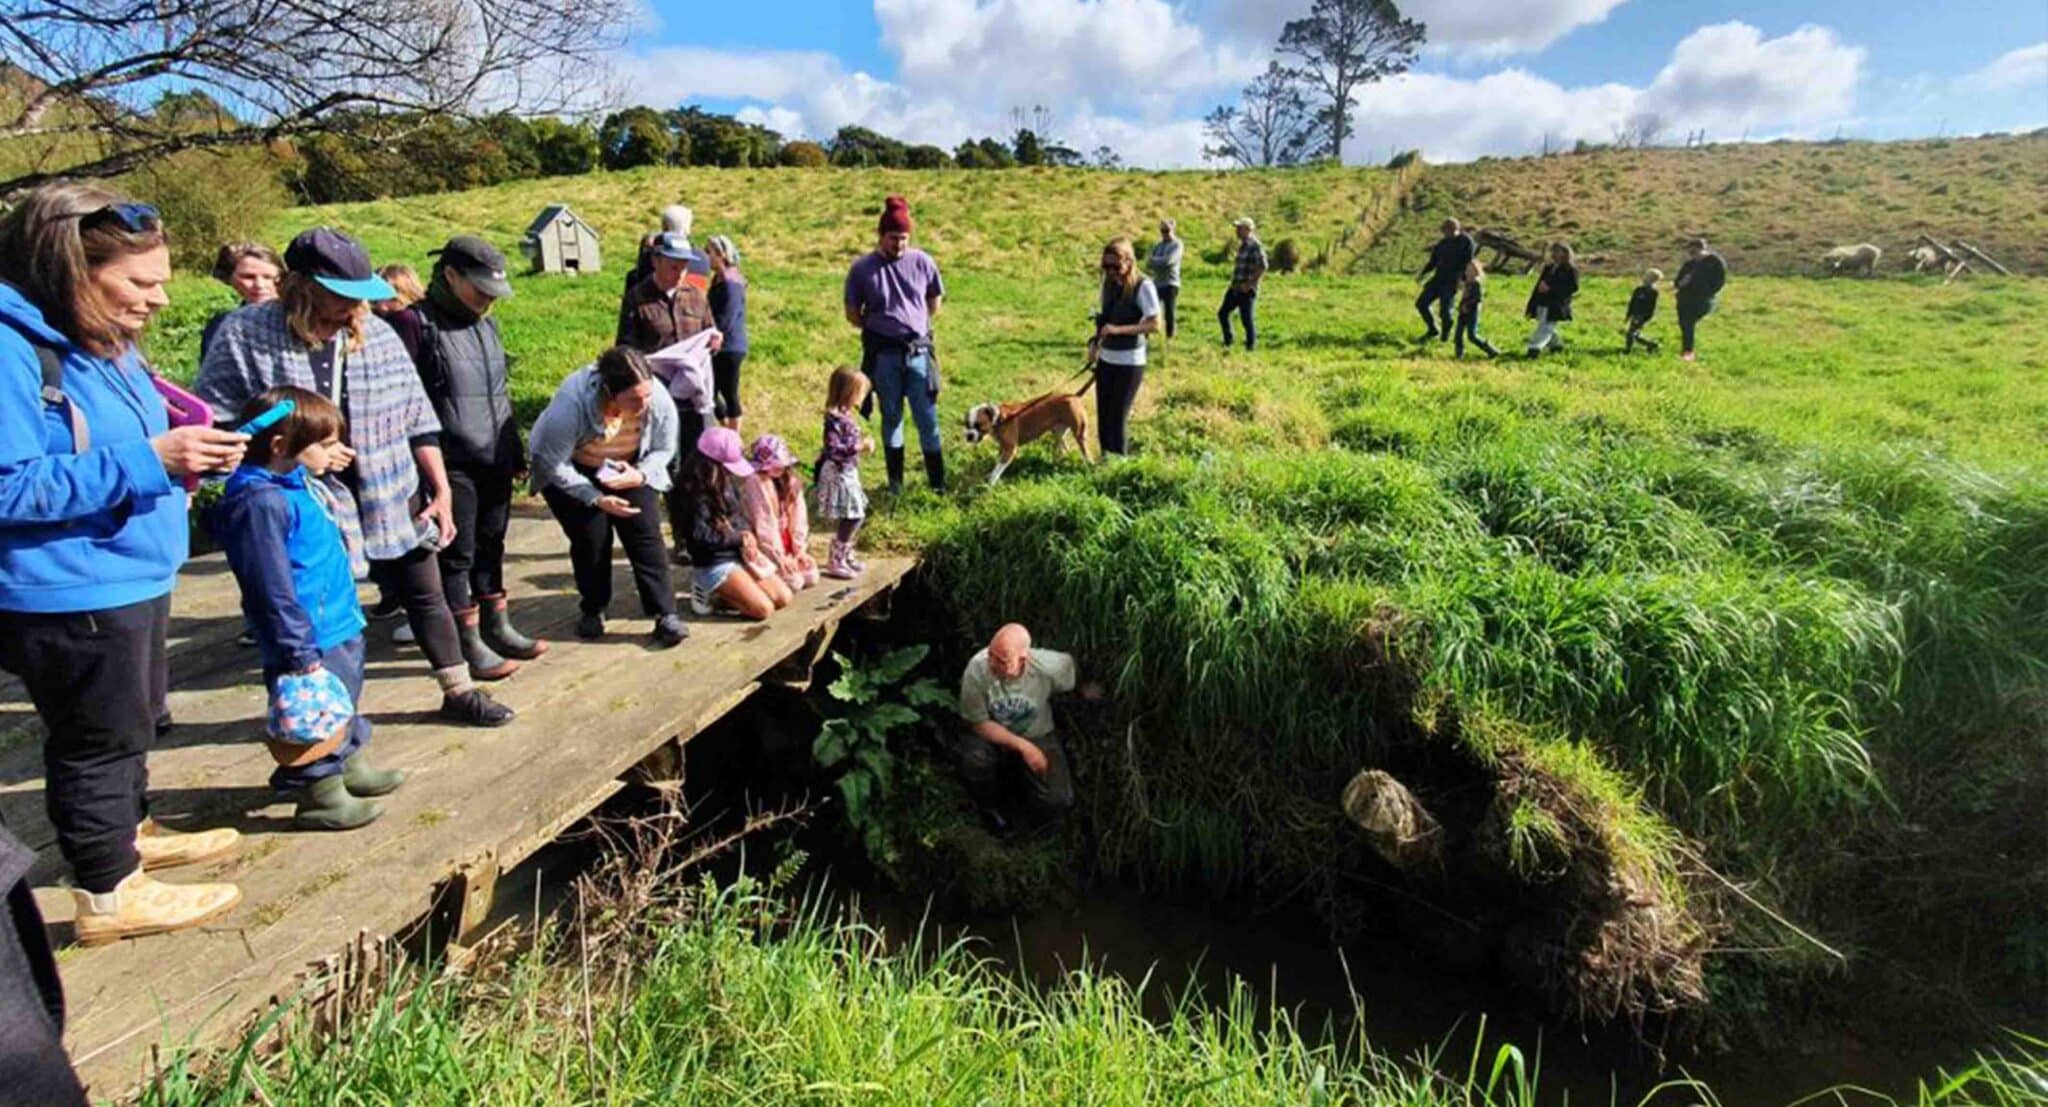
620, 0, 2048, 166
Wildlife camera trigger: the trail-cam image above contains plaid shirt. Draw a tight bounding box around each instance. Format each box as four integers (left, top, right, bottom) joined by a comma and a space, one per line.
1232, 236, 1268, 286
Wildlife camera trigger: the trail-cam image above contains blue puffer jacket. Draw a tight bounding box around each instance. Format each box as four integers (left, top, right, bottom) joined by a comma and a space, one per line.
0, 282, 183, 614
214, 464, 365, 673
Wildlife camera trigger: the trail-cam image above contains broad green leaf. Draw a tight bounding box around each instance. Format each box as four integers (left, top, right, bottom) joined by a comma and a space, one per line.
870, 644, 930, 686
813, 719, 854, 767
861, 703, 921, 736
903, 680, 958, 713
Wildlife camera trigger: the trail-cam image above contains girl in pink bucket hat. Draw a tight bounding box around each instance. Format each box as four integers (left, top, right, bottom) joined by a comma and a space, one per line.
740, 434, 820, 592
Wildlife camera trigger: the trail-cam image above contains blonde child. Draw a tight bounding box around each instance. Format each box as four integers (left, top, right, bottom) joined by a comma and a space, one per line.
1453, 259, 1498, 359
816, 367, 874, 579
1624, 268, 1662, 354
743, 435, 820, 592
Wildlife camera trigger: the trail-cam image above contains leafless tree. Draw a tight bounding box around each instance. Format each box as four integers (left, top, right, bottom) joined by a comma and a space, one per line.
0, 0, 629, 197
1275, 0, 1424, 163
1204, 63, 1328, 168
1612, 112, 1665, 149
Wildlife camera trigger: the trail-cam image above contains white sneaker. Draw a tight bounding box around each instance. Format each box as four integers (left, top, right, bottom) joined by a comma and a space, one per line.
689, 583, 715, 617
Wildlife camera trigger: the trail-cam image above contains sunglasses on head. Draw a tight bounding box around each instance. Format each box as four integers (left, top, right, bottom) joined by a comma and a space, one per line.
74, 203, 162, 233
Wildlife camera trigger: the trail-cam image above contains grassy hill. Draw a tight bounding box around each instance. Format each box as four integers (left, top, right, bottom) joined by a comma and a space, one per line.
1353, 133, 2048, 277
128, 160, 2048, 1057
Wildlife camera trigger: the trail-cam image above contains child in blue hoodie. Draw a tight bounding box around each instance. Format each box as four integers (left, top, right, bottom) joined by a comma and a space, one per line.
214, 387, 405, 829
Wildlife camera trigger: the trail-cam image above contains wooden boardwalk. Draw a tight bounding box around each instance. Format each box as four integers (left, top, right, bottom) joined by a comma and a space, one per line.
0, 508, 911, 1095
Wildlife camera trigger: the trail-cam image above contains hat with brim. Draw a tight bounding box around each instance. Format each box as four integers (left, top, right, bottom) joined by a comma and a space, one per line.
431, 234, 515, 300
286, 227, 396, 303
653, 231, 700, 262
697, 426, 754, 477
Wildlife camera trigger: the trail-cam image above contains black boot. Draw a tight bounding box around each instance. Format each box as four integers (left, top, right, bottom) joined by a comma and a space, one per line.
478, 593, 548, 661
923, 450, 946, 492
885, 446, 906, 494
454, 606, 519, 681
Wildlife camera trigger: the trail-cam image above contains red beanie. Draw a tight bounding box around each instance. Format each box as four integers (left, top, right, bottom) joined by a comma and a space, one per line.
879, 195, 913, 235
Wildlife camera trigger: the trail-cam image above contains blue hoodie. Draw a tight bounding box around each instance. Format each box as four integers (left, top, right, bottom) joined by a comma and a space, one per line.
214, 463, 365, 674
0, 282, 184, 614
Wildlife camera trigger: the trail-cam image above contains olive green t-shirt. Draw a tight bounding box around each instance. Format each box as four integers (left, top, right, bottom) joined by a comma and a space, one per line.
959, 648, 1076, 741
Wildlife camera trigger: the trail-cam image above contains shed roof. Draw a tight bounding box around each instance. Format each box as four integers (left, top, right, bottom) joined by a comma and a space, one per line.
525, 204, 590, 236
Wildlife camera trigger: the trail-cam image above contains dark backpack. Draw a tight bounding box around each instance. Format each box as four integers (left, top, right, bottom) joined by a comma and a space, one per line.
17, 334, 89, 452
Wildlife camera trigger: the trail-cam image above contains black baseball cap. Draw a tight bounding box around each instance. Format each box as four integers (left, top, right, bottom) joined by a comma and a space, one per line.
284, 227, 394, 302
430, 235, 514, 299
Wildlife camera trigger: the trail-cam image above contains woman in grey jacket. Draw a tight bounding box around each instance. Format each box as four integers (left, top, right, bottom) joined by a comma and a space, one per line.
530, 346, 687, 648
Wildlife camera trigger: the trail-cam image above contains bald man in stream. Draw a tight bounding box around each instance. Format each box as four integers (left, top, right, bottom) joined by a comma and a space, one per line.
957, 624, 1102, 829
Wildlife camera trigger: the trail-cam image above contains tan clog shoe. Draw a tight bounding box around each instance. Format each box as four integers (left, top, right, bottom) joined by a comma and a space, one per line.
72, 869, 241, 947
136, 818, 240, 870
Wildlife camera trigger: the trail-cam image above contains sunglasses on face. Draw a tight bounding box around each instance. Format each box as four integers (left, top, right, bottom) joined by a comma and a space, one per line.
75, 203, 162, 233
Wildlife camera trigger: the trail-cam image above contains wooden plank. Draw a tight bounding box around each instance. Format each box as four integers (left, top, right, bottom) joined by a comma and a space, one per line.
6, 515, 913, 1097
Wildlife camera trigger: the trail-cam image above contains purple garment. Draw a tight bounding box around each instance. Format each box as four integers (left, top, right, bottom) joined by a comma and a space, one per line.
844, 249, 944, 340
822, 411, 863, 466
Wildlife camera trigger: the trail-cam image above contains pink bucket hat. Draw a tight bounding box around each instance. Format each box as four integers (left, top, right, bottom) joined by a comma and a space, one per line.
697, 426, 754, 477
748, 434, 797, 472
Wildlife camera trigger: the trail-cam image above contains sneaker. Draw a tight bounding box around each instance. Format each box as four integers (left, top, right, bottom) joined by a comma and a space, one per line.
236, 629, 256, 647
689, 583, 717, 617
367, 595, 405, 621
576, 612, 606, 640
1681, 350, 1697, 362
73, 869, 242, 947
651, 614, 688, 648
135, 819, 240, 871
392, 620, 416, 645
439, 688, 515, 728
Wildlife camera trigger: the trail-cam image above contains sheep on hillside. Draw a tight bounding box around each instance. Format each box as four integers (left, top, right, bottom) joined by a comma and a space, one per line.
1908, 244, 1944, 273
1822, 243, 1882, 276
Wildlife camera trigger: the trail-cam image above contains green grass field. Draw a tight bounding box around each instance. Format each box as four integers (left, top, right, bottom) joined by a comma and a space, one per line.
123, 160, 2048, 1095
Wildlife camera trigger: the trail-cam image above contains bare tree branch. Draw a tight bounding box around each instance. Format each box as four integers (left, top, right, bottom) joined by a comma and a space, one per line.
1204, 62, 1330, 169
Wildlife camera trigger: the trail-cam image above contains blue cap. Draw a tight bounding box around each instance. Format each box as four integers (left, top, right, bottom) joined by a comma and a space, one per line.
653, 231, 699, 262
285, 227, 396, 302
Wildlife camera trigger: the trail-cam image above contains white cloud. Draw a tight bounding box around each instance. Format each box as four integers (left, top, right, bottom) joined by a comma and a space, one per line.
1636, 22, 1863, 135
1959, 42, 2048, 92
1195, 0, 1629, 57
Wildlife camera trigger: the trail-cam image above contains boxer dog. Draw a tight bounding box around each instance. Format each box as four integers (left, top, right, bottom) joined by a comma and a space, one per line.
963, 370, 1097, 485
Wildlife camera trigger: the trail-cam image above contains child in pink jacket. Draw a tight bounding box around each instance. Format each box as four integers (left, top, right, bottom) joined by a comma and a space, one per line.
741, 435, 820, 591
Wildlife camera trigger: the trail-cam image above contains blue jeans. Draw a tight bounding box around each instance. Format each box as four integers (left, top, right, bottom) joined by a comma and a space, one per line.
871, 346, 942, 452
264, 636, 370, 791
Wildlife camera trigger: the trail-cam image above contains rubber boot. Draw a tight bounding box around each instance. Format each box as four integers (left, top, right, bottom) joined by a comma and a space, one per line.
455, 605, 520, 681
72, 868, 241, 947
291, 775, 381, 831
823, 540, 857, 580
478, 593, 548, 660
885, 446, 906, 494
342, 752, 406, 797
923, 450, 946, 492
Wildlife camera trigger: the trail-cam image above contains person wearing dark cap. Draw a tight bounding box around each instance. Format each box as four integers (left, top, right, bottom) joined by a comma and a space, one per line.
197, 226, 516, 728
845, 195, 946, 493
389, 235, 548, 673
616, 230, 722, 556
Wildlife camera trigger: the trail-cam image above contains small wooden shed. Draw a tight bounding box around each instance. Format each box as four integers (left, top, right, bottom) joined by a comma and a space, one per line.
522, 204, 602, 274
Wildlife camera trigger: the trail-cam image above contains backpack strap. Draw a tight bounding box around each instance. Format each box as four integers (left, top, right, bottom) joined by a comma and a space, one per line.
32, 340, 89, 453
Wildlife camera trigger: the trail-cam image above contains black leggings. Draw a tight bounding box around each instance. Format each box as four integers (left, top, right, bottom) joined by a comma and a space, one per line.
1678, 306, 1706, 353
0, 596, 168, 893
1454, 313, 1497, 357
1158, 285, 1179, 338
440, 466, 512, 611
1416, 282, 1457, 335
712, 351, 745, 421
1095, 362, 1144, 455
372, 547, 465, 673
667, 409, 709, 553
544, 481, 675, 618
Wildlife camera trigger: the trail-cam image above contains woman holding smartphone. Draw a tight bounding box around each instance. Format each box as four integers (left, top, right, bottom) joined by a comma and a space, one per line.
197, 227, 515, 727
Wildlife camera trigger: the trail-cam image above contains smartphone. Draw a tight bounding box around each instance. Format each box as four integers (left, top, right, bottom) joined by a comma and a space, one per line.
234, 399, 295, 437
416, 511, 445, 552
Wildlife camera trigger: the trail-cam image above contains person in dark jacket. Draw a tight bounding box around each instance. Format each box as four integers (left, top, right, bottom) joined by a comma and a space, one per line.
0, 817, 87, 1105
1624, 268, 1662, 354
1453, 260, 1498, 359
704, 235, 749, 431
1673, 238, 1727, 362
679, 428, 788, 622
398, 235, 548, 674
214, 387, 406, 831
1523, 242, 1580, 357
1415, 218, 1476, 342
0, 183, 247, 946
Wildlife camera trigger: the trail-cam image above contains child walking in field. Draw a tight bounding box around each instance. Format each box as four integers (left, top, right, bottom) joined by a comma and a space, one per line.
742, 435, 820, 593
1453, 260, 1498, 359
1624, 269, 1662, 354
816, 367, 874, 580
214, 387, 405, 832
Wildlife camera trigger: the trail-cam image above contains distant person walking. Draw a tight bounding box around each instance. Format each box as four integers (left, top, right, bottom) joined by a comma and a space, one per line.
845, 195, 947, 493
1673, 238, 1727, 362
1415, 218, 1476, 343
0, 183, 248, 945
1146, 220, 1183, 339
1523, 242, 1580, 357
1089, 237, 1161, 456
200, 242, 283, 360
528, 347, 688, 648
704, 234, 749, 431
198, 227, 516, 727
1624, 269, 1662, 354
1218, 217, 1266, 351
1453, 261, 1498, 358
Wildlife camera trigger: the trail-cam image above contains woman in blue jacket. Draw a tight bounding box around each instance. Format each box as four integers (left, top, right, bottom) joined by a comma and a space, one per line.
0, 182, 249, 945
